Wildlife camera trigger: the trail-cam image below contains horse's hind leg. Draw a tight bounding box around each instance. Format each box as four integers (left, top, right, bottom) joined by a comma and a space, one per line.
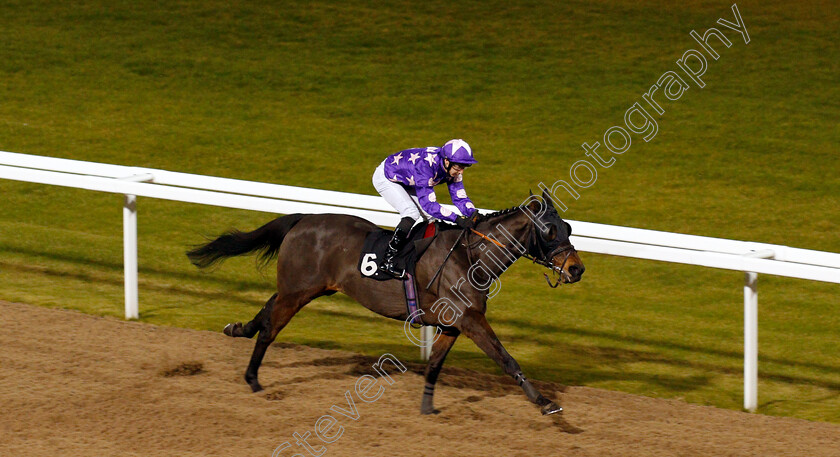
243, 290, 317, 392
224, 293, 278, 338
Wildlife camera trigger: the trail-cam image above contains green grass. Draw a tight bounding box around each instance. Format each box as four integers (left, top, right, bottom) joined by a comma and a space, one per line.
1, 0, 838, 422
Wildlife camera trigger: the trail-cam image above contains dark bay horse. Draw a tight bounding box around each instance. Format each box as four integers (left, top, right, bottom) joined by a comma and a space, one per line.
187, 191, 584, 415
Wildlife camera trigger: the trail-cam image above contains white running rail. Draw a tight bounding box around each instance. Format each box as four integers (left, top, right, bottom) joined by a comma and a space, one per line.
2, 150, 838, 412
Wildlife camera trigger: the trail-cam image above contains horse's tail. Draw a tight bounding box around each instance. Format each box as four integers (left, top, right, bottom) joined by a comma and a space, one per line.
187, 214, 307, 269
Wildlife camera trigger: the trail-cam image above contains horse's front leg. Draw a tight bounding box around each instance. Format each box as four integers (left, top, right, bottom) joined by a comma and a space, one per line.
420, 328, 460, 414
458, 309, 562, 415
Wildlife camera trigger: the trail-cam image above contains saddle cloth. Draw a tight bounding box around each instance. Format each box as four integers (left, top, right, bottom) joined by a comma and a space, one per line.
358, 222, 438, 281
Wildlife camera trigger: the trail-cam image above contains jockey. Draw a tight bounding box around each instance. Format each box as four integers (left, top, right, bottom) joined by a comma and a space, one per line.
372, 139, 479, 279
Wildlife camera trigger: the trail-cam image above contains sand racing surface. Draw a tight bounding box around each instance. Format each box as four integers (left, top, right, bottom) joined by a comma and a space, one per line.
1, 300, 838, 456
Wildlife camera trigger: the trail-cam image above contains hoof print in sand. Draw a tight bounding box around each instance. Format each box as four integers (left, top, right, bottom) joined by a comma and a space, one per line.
161, 361, 205, 377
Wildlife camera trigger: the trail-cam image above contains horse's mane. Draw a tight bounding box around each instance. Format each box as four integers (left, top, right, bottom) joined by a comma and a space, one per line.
479, 205, 522, 221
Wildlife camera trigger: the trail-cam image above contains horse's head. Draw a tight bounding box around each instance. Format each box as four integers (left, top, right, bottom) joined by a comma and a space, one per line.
523, 190, 585, 284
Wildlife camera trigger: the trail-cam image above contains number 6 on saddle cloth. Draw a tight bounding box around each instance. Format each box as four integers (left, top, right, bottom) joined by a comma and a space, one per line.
358, 222, 441, 326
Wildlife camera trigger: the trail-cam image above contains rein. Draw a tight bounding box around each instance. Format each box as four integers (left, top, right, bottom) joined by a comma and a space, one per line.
472, 225, 577, 288
425, 229, 467, 290
425, 214, 579, 290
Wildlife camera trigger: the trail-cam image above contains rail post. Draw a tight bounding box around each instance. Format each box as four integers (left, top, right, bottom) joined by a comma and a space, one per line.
742, 249, 774, 412
120, 173, 154, 319
420, 326, 435, 361
743, 270, 758, 412
123, 194, 139, 319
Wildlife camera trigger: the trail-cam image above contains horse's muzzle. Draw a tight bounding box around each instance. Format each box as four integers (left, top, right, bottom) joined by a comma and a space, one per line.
565, 263, 585, 283
552, 249, 584, 284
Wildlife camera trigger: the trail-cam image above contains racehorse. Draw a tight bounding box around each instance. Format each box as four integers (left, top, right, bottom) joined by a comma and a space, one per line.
186, 191, 584, 415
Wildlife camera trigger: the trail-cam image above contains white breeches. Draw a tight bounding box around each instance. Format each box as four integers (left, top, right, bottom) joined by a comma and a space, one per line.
372, 160, 429, 224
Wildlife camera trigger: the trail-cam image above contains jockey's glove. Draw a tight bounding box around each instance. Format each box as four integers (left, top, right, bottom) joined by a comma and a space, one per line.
455, 215, 475, 229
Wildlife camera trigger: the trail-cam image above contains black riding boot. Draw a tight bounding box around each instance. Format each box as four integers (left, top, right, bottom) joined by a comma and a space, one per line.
379, 217, 414, 279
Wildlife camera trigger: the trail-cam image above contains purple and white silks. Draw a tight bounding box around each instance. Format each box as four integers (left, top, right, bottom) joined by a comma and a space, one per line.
380, 146, 476, 222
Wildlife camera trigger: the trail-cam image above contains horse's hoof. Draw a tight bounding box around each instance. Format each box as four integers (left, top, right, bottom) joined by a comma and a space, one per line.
245, 373, 263, 392
541, 402, 563, 415
420, 406, 440, 415
223, 322, 241, 337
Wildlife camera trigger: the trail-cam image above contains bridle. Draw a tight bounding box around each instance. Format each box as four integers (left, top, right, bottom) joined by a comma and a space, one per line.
522, 222, 577, 288
467, 220, 578, 288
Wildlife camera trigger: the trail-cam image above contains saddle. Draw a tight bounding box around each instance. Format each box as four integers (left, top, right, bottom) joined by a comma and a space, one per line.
358, 221, 439, 281
358, 221, 446, 327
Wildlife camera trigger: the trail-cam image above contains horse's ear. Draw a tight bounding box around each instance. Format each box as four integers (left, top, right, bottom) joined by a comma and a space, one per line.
541, 189, 555, 210
525, 189, 538, 212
